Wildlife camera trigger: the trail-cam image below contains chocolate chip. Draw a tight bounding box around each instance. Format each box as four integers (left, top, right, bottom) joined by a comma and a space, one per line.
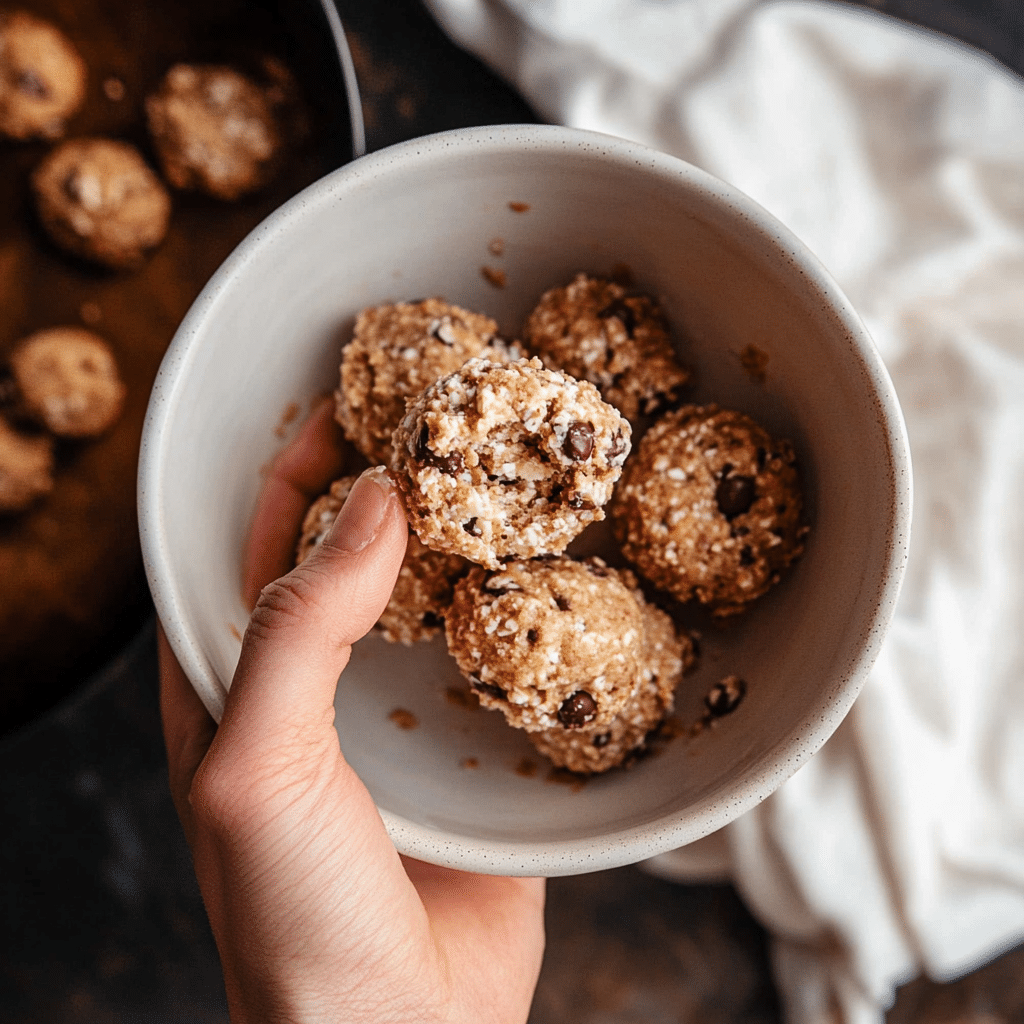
62, 171, 81, 202
415, 424, 464, 475
16, 69, 48, 98
564, 421, 594, 462
608, 431, 628, 460
0, 371, 18, 409
642, 386, 685, 417
586, 561, 610, 577
414, 424, 432, 459
592, 732, 611, 748
598, 297, 638, 336
567, 493, 596, 511
756, 446, 767, 470
438, 451, 465, 475
705, 675, 746, 717
463, 517, 481, 536
739, 546, 755, 567
421, 611, 442, 628
469, 676, 507, 701
715, 474, 756, 520
558, 690, 597, 728
554, 594, 571, 612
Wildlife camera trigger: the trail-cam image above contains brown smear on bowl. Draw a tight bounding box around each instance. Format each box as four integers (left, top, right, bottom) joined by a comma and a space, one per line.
546, 766, 588, 792
389, 708, 419, 730
508, 201, 530, 213
445, 685, 480, 710
481, 266, 507, 288
739, 343, 770, 383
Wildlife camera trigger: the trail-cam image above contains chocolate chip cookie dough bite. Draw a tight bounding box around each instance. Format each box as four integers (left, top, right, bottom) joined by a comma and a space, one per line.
610, 404, 807, 617
145, 63, 287, 201
445, 556, 648, 733
9, 327, 125, 437
524, 272, 690, 422
527, 587, 697, 774
0, 10, 86, 141
446, 556, 697, 773
392, 357, 630, 569
0, 416, 53, 512
30, 138, 171, 270
297, 474, 468, 645
335, 298, 506, 468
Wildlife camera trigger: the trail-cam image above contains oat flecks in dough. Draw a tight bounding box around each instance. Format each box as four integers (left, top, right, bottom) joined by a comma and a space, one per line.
336, 298, 505, 468
31, 138, 171, 270
393, 356, 630, 569
297, 475, 468, 645
0, 416, 54, 512
11, 327, 126, 438
611, 404, 806, 616
445, 555, 696, 772
0, 10, 86, 141
524, 272, 690, 422
146, 63, 286, 201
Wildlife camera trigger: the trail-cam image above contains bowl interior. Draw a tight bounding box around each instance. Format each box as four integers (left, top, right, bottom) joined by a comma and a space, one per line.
141, 125, 910, 875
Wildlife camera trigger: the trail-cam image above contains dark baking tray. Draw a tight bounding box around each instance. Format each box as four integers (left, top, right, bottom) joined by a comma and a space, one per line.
0, 0, 359, 738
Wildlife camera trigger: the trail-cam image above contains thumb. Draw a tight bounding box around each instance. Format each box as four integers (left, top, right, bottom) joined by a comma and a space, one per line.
219, 466, 408, 749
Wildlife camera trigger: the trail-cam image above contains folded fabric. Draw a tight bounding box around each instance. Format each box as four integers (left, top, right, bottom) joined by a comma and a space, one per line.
421, 2, 1024, 1021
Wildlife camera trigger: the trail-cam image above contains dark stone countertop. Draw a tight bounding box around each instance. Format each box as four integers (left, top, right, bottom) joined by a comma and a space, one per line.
3, 1, 1023, 1021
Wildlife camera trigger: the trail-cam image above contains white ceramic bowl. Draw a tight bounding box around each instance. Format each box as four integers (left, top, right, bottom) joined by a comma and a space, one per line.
139, 124, 911, 877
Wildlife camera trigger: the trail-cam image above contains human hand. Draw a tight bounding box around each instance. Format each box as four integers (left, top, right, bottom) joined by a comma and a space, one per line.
159, 398, 546, 1024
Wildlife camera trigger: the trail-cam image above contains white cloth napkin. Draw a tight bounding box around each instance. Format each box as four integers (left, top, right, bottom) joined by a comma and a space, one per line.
419, 1, 1024, 1021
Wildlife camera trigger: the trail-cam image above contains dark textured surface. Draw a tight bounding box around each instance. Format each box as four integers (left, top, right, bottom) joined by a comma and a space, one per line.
2, 1, 1024, 1021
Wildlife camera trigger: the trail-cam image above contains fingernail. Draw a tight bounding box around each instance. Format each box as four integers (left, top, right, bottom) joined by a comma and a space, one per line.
325, 466, 395, 553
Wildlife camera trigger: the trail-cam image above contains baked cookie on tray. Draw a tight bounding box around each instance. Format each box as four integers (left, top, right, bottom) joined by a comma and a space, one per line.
31, 137, 171, 270
0, 10, 86, 141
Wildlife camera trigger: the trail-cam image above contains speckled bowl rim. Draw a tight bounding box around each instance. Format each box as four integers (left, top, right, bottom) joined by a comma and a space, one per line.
139, 124, 912, 876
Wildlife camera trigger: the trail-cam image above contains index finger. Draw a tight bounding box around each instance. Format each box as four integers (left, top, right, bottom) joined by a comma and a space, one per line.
241, 396, 348, 608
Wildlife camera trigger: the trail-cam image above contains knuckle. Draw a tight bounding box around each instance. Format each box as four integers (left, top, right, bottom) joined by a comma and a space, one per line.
247, 569, 325, 643
189, 732, 339, 838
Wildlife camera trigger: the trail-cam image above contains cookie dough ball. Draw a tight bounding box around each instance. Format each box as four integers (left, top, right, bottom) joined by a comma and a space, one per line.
393, 357, 631, 569
146, 63, 285, 201
611, 404, 806, 616
526, 590, 696, 773
31, 138, 171, 270
297, 475, 468, 644
0, 417, 53, 511
336, 298, 501, 467
0, 11, 86, 140
445, 556, 653, 734
10, 327, 125, 437
524, 273, 690, 422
